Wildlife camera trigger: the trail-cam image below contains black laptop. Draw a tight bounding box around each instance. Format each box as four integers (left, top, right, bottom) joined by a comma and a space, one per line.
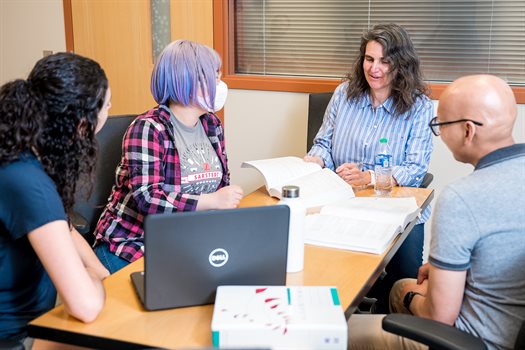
131, 205, 290, 311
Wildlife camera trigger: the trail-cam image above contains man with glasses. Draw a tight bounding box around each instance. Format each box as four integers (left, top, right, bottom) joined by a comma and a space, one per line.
348, 74, 525, 350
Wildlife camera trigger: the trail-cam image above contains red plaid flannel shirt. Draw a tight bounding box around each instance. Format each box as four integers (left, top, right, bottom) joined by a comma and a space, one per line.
94, 106, 230, 262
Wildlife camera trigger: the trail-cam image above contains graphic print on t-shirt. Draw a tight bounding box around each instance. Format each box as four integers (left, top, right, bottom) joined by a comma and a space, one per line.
180, 142, 222, 194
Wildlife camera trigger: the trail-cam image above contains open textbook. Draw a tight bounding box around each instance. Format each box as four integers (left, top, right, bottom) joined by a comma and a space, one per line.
241, 156, 355, 209
304, 197, 421, 254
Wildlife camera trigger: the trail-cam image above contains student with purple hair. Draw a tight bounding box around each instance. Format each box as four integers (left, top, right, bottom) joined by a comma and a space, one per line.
94, 40, 243, 273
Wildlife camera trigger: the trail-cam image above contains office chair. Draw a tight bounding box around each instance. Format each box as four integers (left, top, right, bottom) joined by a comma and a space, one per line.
72, 114, 135, 245
307, 92, 434, 189
0, 339, 24, 350
307, 92, 333, 152
383, 314, 525, 350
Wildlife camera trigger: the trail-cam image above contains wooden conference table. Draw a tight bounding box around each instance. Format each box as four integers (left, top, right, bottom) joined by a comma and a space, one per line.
29, 186, 433, 350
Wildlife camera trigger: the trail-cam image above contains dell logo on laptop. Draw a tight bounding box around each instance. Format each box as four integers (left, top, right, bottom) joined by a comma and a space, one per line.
209, 248, 229, 267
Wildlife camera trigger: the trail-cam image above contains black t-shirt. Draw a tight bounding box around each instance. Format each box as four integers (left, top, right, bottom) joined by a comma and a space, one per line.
0, 154, 66, 340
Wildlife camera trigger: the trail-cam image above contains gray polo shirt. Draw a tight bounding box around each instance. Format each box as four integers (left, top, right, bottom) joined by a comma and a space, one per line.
429, 143, 525, 350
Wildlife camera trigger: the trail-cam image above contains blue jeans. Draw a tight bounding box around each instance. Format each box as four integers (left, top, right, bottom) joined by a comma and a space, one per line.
366, 223, 424, 313
95, 243, 130, 274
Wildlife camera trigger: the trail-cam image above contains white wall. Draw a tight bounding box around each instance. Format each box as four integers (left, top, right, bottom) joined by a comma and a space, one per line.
225, 90, 309, 194
0, 0, 66, 85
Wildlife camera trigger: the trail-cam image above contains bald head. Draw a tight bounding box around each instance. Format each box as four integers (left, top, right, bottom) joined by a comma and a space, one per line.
438, 75, 517, 164
440, 75, 516, 140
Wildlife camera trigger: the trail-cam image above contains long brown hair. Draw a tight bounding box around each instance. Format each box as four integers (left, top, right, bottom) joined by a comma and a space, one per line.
346, 23, 428, 115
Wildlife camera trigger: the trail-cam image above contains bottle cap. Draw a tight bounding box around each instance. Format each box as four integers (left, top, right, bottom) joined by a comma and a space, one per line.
380, 138, 388, 143
282, 185, 300, 198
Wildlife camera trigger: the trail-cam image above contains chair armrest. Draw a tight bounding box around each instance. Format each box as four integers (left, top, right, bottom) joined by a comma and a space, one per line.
0, 339, 24, 350
420, 172, 434, 188
382, 314, 486, 350
70, 210, 90, 235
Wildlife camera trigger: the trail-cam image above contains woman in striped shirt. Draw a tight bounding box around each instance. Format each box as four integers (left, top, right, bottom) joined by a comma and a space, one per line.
305, 23, 434, 313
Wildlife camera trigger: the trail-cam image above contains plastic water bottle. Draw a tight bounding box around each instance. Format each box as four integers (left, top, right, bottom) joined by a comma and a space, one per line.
278, 185, 305, 273
374, 138, 393, 196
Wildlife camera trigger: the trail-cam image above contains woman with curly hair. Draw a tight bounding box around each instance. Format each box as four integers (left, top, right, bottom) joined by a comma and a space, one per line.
304, 23, 433, 313
0, 52, 111, 344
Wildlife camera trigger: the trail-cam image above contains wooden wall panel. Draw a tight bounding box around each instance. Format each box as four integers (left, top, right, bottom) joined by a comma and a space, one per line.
71, 0, 155, 115
69, 0, 214, 116
170, 0, 213, 47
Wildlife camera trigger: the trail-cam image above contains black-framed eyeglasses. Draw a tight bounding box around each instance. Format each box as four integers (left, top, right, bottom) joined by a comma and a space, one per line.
428, 116, 484, 136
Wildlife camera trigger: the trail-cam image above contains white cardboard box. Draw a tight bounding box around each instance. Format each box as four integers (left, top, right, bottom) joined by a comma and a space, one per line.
211, 286, 347, 349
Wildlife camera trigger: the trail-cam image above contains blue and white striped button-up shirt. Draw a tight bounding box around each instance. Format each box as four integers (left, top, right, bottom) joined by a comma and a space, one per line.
308, 82, 434, 223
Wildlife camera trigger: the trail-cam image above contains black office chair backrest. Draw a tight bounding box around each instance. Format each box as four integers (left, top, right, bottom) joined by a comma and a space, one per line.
307, 92, 333, 152
73, 114, 135, 244
306, 92, 433, 188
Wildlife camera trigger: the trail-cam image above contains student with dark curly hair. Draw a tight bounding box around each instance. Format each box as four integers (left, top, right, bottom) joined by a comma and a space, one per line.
305, 23, 434, 313
0, 52, 112, 344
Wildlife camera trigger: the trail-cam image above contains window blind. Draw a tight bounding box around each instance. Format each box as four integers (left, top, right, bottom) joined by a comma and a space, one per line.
234, 0, 525, 85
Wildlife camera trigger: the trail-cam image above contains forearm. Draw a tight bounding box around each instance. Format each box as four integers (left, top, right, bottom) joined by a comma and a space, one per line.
410, 294, 456, 326
133, 186, 199, 213
71, 228, 109, 279
86, 266, 106, 298
391, 163, 428, 187
308, 144, 334, 170
62, 266, 106, 323
394, 103, 433, 187
407, 265, 465, 326
30, 222, 106, 323
196, 193, 215, 211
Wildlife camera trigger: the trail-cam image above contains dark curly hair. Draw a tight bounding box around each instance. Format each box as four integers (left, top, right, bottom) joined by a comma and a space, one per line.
0, 52, 108, 216
346, 23, 429, 116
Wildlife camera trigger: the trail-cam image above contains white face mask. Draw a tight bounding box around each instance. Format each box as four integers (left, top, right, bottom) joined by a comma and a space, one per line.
198, 80, 228, 112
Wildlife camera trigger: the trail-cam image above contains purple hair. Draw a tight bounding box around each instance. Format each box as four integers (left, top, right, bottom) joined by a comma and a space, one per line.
151, 40, 221, 109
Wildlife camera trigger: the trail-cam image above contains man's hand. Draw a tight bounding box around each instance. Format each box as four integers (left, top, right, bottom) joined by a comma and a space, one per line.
400, 279, 428, 300
417, 263, 430, 284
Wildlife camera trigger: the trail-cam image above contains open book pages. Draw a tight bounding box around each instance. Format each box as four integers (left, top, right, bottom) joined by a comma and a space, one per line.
304, 197, 421, 254
241, 156, 355, 209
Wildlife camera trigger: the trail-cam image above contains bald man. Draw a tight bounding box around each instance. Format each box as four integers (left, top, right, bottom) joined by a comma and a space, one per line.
347, 75, 525, 350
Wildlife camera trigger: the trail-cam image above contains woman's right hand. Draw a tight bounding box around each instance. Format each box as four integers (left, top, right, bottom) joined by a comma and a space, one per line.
197, 185, 244, 210
303, 155, 324, 167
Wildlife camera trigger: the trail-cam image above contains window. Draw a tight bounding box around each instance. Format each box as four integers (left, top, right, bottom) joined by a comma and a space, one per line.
214, 0, 525, 102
